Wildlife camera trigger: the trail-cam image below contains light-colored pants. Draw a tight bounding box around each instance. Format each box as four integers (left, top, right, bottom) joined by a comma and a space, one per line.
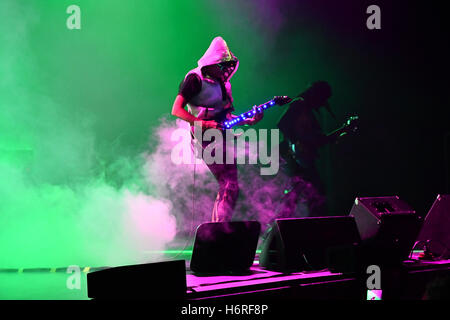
192, 129, 239, 222
207, 161, 239, 222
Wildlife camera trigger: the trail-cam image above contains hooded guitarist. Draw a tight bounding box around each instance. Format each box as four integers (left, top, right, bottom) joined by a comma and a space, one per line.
171, 36, 264, 222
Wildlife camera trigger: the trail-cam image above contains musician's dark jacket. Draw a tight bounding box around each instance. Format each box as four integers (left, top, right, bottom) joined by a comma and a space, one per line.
278, 100, 329, 169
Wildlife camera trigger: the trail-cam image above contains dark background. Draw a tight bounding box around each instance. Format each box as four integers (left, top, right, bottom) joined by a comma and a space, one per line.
267, 0, 450, 216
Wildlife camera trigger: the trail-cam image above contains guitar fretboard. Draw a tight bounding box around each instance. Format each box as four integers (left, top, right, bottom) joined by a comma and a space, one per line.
222, 99, 277, 129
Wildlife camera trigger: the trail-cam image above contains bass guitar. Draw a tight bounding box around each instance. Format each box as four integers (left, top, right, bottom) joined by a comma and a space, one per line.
280, 115, 360, 168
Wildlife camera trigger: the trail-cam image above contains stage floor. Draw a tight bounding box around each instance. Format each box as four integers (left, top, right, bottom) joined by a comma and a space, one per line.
1, 251, 449, 300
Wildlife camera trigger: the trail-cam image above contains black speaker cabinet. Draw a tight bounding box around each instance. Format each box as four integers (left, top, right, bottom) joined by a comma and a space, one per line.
259, 216, 361, 273
87, 260, 186, 299
349, 196, 422, 265
189, 221, 261, 274
417, 194, 450, 258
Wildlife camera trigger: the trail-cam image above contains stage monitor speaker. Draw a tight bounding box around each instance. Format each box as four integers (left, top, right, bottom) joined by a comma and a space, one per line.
417, 194, 450, 258
349, 196, 422, 264
259, 216, 361, 273
189, 221, 261, 274
87, 260, 186, 299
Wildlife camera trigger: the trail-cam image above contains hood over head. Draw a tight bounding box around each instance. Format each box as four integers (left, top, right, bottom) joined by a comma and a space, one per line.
197, 36, 239, 81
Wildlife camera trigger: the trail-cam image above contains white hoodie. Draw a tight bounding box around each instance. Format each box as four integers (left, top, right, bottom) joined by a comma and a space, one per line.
185, 37, 239, 121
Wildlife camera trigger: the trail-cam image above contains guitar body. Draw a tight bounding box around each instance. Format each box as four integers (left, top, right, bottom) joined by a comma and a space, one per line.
280, 139, 316, 170
280, 115, 360, 170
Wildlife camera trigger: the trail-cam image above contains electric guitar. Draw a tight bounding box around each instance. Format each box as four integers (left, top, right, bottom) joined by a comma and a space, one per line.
190, 95, 293, 153
191, 95, 292, 136
280, 115, 360, 168
326, 115, 360, 140
220, 95, 293, 129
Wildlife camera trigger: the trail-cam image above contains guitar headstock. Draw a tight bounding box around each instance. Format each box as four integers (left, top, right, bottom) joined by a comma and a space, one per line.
344, 115, 360, 133
273, 96, 292, 106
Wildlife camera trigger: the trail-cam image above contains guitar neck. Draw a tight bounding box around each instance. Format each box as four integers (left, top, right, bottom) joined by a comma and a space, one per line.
326, 124, 348, 140
222, 98, 277, 129
326, 116, 359, 141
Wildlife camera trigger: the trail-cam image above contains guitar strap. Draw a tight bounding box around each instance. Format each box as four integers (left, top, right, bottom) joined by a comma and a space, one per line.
219, 81, 228, 101
323, 102, 337, 120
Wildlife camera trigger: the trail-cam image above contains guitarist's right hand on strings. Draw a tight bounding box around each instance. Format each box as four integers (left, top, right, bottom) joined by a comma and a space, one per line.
172, 95, 222, 129
201, 120, 220, 129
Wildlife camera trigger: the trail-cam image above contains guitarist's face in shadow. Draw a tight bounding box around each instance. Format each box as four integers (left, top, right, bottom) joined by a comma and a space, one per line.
300, 81, 332, 111
202, 62, 236, 82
